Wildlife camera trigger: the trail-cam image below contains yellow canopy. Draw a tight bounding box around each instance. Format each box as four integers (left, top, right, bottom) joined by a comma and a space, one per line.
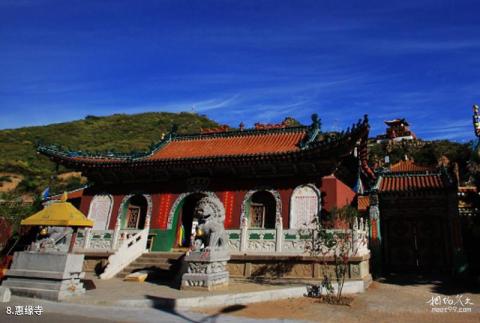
21, 193, 93, 227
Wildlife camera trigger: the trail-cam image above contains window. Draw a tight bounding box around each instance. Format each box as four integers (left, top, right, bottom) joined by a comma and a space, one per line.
121, 194, 149, 230
126, 206, 141, 229
250, 203, 266, 228
248, 191, 276, 229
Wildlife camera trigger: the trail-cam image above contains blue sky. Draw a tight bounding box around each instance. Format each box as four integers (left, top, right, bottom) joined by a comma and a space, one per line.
0, 0, 479, 141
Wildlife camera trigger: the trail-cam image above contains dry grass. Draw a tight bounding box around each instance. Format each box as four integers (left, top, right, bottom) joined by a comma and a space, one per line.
0, 173, 23, 192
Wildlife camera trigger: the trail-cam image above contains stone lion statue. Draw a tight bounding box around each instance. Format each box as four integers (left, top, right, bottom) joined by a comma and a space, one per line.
193, 196, 228, 251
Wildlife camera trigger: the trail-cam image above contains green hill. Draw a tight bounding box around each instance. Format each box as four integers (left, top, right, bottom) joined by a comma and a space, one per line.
0, 111, 474, 198
0, 112, 219, 196
368, 139, 473, 183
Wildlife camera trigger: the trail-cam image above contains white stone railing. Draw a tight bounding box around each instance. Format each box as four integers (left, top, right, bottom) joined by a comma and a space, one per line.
118, 230, 143, 243
100, 228, 148, 279
75, 229, 114, 250
227, 230, 241, 251
74, 228, 144, 253
282, 229, 313, 254
226, 217, 369, 256
75, 216, 151, 279
246, 229, 277, 253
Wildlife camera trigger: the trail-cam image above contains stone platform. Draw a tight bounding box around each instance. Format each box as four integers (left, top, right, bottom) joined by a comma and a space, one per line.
227, 253, 371, 285
181, 249, 230, 291
31, 275, 368, 309
1, 251, 86, 301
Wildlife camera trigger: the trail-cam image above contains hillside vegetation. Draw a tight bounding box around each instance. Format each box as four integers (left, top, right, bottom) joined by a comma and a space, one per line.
0, 111, 476, 233
0, 111, 475, 199
0, 112, 218, 197
368, 140, 473, 183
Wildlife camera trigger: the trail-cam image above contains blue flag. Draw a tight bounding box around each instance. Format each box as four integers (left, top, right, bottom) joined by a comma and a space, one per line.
353, 173, 364, 194
41, 187, 50, 200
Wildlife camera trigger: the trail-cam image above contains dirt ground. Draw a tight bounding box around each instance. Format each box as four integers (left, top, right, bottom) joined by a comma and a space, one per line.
0, 172, 22, 192
56, 171, 88, 184
197, 276, 480, 323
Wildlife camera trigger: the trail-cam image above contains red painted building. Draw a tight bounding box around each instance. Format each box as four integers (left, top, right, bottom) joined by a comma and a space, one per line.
372, 160, 462, 273
376, 118, 417, 143
39, 115, 371, 252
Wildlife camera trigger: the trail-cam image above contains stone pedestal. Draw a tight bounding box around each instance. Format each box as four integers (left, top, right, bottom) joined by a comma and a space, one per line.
1, 251, 86, 301
0, 287, 11, 303
181, 249, 230, 290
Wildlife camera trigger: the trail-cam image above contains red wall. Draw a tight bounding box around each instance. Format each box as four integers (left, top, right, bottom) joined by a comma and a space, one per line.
77, 175, 355, 230
79, 195, 92, 216
320, 175, 356, 212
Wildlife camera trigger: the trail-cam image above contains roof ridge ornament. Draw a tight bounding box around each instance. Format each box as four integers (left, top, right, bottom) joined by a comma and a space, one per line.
299, 114, 321, 149
160, 123, 178, 143
143, 123, 179, 158
473, 104, 480, 137
253, 117, 298, 130
200, 125, 230, 134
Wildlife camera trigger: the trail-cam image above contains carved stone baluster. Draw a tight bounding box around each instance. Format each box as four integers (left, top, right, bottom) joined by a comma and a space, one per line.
353, 220, 359, 254
144, 197, 152, 232
83, 228, 92, 249
112, 220, 121, 250
240, 217, 248, 252
275, 216, 283, 252
143, 206, 151, 253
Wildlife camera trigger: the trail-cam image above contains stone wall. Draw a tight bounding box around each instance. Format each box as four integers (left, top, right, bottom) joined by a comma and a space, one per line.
82, 254, 109, 274
82, 252, 371, 287
227, 254, 371, 284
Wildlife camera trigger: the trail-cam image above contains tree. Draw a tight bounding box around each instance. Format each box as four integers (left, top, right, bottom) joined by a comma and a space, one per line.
0, 192, 42, 234
305, 206, 366, 303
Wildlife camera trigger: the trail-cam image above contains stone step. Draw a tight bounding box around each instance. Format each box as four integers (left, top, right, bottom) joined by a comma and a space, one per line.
115, 252, 185, 279
123, 262, 173, 271
7, 286, 85, 301
117, 267, 174, 279
140, 252, 185, 260
2, 278, 82, 291
134, 258, 171, 265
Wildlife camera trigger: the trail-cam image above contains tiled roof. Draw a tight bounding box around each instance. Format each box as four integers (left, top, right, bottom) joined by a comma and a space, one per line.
458, 186, 477, 193
37, 115, 371, 172
385, 118, 409, 126
358, 195, 370, 212
148, 130, 305, 160
50, 187, 85, 200
378, 174, 444, 192
390, 160, 434, 173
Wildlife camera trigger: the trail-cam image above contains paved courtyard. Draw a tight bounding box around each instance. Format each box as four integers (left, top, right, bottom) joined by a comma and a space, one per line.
197, 275, 480, 323
0, 275, 479, 322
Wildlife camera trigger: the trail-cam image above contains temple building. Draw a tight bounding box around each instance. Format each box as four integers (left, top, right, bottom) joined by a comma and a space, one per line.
37, 115, 373, 283
369, 159, 462, 274
457, 185, 480, 276
376, 118, 417, 143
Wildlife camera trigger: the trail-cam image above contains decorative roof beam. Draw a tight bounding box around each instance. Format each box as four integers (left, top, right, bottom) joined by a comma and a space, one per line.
299, 114, 321, 149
